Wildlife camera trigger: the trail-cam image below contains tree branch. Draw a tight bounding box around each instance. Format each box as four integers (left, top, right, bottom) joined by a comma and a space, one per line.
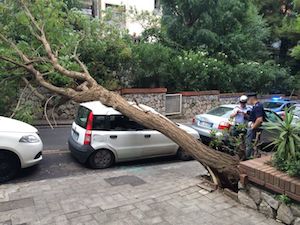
0, 55, 30, 70
0, 34, 31, 63
21, 2, 97, 87
10, 82, 29, 119
21, 77, 46, 101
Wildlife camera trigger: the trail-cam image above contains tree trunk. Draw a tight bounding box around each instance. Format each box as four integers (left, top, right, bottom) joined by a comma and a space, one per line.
0, 3, 240, 188
72, 86, 240, 186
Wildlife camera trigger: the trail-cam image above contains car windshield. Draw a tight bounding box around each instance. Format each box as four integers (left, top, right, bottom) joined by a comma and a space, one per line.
207, 107, 233, 117
263, 102, 283, 109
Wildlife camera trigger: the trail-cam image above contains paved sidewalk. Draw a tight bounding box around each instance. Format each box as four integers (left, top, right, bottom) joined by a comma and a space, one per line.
0, 161, 280, 225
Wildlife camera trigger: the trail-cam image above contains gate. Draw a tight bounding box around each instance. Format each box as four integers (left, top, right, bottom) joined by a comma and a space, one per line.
165, 94, 182, 115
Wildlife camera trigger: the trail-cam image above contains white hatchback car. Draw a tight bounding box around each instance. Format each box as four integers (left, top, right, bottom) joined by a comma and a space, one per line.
68, 101, 199, 169
0, 116, 43, 182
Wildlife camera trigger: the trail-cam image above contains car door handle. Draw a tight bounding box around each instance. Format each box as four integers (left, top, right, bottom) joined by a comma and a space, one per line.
110, 135, 118, 139
144, 134, 151, 138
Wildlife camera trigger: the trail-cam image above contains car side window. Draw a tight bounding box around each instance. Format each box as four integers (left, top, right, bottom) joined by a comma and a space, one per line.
93, 115, 109, 131
109, 115, 146, 131
75, 106, 91, 128
265, 111, 281, 123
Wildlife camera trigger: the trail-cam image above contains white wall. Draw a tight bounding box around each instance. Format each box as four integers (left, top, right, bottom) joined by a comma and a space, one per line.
100, 0, 156, 35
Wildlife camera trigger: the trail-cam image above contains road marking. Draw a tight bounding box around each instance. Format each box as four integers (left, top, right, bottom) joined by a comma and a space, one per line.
43, 149, 69, 155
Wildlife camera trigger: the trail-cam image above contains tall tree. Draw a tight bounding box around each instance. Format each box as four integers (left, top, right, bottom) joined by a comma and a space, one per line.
0, 0, 240, 187
161, 0, 270, 63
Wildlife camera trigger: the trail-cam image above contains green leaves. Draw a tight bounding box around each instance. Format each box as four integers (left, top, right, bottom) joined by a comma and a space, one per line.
264, 109, 300, 177
161, 0, 269, 62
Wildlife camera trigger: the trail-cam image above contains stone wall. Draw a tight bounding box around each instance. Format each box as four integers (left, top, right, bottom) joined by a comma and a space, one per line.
180, 91, 220, 119
238, 183, 300, 225
22, 87, 299, 121
120, 88, 166, 115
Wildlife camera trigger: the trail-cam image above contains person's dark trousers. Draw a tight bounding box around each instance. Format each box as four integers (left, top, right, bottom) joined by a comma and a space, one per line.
246, 128, 257, 159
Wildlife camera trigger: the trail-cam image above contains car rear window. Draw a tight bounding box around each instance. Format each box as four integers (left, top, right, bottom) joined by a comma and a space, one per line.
263, 102, 283, 109
207, 107, 233, 117
75, 106, 91, 128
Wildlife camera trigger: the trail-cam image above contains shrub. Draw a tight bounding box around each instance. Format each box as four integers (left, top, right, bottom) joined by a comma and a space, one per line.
13, 103, 37, 124
264, 110, 300, 177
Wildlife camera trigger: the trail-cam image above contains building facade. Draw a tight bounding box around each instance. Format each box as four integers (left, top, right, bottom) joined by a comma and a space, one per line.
82, 0, 160, 35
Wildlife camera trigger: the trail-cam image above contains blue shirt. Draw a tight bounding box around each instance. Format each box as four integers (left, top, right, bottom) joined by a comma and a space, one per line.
249, 102, 265, 123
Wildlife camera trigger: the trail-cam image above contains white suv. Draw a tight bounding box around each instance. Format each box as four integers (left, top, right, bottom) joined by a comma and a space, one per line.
68, 101, 199, 169
0, 116, 43, 182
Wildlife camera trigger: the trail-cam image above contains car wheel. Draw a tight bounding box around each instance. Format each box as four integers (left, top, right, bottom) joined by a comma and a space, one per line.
0, 151, 20, 183
177, 148, 193, 161
88, 150, 114, 169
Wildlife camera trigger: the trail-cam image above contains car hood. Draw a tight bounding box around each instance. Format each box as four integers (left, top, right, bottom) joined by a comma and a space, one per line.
178, 123, 200, 138
0, 116, 38, 133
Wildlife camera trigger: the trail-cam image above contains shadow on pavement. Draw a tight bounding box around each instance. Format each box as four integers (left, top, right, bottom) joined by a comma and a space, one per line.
7, 151, 184, 184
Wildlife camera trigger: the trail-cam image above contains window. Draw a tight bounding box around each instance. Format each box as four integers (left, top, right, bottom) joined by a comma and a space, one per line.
75, 106, 91, 128
265, 111, 281, 122
93, 115, 110, 131
263, 102, 283, 109
207, 107, 233, 117
109, 115, 145, 131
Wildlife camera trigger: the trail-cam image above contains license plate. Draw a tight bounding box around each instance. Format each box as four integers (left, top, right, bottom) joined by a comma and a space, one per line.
72, 130, 79, 140
198, 121, 213, 128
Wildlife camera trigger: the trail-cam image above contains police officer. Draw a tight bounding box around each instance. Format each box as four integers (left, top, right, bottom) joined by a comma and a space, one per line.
230, 95, 249, 125
246, 93, 266, 158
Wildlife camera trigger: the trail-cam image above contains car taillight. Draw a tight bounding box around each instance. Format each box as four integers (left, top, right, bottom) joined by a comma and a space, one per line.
218, 121, 231, 130
84, 112, 94, 145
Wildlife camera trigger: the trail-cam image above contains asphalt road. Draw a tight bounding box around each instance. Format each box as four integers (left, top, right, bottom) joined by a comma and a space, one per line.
38, 125, 72, 150
8, 125, 184, 184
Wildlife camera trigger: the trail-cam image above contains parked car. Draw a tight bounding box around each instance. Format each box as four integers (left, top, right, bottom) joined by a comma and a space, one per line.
191, 104, 282, 146
0, 116, 43, 182
263, 97, 298, 118
293, 104, 300, 117
68, 101, 199, 169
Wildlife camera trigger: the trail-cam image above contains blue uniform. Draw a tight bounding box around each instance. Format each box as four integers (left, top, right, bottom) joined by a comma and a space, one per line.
249, 102, 266, 124
246, 102, 265, 158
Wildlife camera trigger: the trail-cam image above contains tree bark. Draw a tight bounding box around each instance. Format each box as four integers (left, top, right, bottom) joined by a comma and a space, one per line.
0, 2, 241, 188
72, 86, 240, 184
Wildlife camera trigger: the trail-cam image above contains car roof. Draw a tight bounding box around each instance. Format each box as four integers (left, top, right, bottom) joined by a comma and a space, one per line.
264, 99, 298, 104
219, 104, 238, 108
80, 101, 158, 116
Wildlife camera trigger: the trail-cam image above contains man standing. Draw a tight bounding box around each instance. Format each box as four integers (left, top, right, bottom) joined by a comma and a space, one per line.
230, 95, 249, 125
246, 93, 266, 159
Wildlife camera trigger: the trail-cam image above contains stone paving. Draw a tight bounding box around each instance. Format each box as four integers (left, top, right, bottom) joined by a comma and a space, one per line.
0, 160, 281, 225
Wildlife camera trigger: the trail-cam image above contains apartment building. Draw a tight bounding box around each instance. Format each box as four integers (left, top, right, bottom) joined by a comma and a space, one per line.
81, 0, 160, 35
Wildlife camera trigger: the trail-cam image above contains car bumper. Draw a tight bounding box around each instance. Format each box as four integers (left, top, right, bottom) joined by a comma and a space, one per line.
190, 125, 223, 141
20, 142, 43, 168
68, 136, 94, 164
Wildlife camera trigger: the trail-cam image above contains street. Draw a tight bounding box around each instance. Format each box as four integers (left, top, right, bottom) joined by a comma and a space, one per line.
38, 125, 71, 150
11, 125, 187, 184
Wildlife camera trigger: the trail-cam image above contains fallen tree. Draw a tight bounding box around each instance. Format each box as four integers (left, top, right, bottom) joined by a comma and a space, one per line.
0, 1, 240, 188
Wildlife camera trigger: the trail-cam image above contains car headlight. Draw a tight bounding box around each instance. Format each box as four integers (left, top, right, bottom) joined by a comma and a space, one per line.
19, 135, 40, 143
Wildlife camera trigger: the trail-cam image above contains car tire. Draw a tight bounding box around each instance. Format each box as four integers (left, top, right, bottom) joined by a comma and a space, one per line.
177, 148, 193, 161
0, 151, 20, 183
88, 149, 114, 169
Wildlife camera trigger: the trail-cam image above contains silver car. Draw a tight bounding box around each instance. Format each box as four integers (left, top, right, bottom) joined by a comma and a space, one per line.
191, 104, 281, 145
